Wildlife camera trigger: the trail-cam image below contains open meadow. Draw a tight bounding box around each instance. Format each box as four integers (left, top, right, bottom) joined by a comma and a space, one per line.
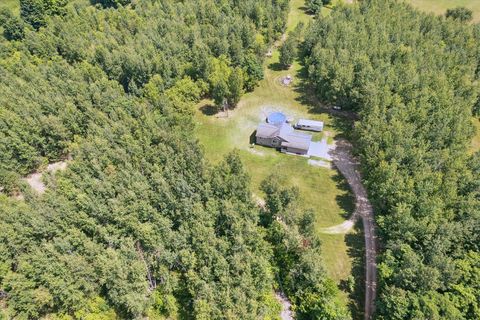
195, 0, 362, 313
408, 0, 480, 22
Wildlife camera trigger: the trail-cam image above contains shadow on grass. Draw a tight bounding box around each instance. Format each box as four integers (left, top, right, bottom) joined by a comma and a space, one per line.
292, 64, 356, 140
341, 221, 365, 320
249, 130, 257, 144
199, 104, 218, 116
269, 62, 288, 71
299, 6, 310, 13
331, 169, 355, 219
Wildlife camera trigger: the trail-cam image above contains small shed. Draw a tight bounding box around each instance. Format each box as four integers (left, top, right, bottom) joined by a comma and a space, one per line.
294, 119, 324, 132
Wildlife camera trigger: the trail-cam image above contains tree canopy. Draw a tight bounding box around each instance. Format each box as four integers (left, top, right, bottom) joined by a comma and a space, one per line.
0, 0, 318, 319
303, 0, 480, 318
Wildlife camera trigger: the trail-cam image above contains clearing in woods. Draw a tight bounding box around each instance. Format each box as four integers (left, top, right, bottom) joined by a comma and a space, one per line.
195, 0, 365, 316
407, 0, 480, 22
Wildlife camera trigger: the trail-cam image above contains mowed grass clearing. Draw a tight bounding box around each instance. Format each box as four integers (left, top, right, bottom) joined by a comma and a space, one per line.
196, 55, 356, 305
195, 0, 357, 294
407, 0, 480, 22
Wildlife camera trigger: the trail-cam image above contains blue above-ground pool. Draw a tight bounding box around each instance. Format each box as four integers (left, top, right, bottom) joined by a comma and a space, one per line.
267, 112, 286, 125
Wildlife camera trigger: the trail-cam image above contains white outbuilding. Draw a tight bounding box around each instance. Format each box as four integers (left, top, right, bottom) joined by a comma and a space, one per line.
294, 119, 324, 132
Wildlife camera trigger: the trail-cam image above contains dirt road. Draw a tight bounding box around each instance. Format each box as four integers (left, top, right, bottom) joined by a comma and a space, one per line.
275, 292, 293, 320
328, 140, 377, 320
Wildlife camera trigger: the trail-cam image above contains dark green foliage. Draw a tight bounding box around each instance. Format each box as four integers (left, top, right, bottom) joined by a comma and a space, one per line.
446, 7, 473, 22
2, 16, 25, 41
0, 8, 12, 25
0, 0, 291, 318
0, 85, 277, 318
24, 0, 286, 94
0, 0, 289, 175
0, 170, 20, 196
20, 0, 68, 29
279, 36, 297, 69
0, 9, 25, 41
90, 0, 131, 8
242, 52, 264, 91
303, 0, 480, 318
306, 0, 323, 15
261, 176, 350, 319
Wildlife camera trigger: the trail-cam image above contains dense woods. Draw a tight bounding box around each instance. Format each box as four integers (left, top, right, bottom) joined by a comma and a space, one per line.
0, 0, 288, 177
0, 0, 321, 319
303, 0, 480, 319
261, 177, 350, 319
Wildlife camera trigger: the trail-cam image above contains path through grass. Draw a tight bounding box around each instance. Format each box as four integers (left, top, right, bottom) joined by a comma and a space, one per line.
195, 0, 360, 312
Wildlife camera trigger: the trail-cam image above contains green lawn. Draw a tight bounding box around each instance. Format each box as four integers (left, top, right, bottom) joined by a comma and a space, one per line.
195, 0, 358, 308
407, 0, 480, 22
287, 0, 312, 32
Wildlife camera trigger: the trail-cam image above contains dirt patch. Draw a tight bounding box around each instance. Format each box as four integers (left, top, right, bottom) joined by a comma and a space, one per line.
24, 160, 69, 194
307, 159, 331, 168
275, 292, 293, 320
320, 219, 355, 234
247, 148, 266, 156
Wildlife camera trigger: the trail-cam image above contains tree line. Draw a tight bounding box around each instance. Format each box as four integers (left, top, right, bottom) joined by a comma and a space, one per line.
0, 0, 288, 177
0, 0, 348, 319
302, 0, 480, 318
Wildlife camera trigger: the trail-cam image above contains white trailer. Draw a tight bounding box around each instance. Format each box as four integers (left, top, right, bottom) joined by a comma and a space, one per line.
294, 119, 324, 132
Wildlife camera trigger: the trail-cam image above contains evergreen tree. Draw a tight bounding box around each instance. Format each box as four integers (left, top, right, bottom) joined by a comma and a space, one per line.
279, 37, 297, 69
446, 7, 473, 22
306, 0, 323, 15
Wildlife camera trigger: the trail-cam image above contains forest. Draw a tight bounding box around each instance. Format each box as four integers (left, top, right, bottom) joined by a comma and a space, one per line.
302, 0, 480, 319
0, 0, 349, 319
2, 0, 480, 319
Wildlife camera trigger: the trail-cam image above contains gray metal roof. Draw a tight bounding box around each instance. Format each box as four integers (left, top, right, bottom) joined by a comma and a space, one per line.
256, 123, 281, 138
297, 119, 324, 128
256, 122, 311, 151
281, 131, 312, 151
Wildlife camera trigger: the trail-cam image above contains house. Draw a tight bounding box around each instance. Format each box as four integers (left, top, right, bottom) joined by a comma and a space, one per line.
294, 119, 324, 132
256, 122, 312, 155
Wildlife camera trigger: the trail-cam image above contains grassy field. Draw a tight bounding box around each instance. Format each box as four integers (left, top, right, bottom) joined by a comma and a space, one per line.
195, 0, 360, 311
407, 0, 480, 22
